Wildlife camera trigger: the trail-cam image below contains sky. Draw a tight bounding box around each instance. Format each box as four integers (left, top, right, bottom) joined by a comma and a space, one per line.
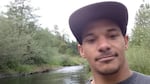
0, 0, 148, 40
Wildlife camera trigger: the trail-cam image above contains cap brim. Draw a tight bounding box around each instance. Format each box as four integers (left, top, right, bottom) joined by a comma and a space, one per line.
69, 1, 128, 44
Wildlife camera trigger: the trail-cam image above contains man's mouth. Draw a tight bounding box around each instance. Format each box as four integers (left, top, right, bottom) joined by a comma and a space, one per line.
95, 53, 118, 62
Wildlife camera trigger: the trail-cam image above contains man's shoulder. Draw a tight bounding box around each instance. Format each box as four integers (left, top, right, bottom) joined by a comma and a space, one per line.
86, 71, 150, 84
118, 71, 150, 84
134, 71, 150, 83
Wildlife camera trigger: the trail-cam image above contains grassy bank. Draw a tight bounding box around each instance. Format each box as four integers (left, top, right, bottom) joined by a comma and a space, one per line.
51, 55, 86, 66
0, 64, 61, 78
0, 55, 85, 75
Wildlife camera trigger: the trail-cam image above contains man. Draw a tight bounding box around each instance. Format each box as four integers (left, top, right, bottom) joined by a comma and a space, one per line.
69, 1, 150, 84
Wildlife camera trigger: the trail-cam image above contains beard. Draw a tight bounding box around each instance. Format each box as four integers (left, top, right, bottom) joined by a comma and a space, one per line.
93, 52, 121, 75
95, 65, 120, 76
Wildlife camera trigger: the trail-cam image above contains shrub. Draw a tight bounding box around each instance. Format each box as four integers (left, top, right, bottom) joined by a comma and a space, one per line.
126, 46, 150, 75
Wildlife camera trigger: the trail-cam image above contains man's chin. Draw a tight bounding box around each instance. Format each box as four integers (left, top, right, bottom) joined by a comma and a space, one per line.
96, 67, 120, 76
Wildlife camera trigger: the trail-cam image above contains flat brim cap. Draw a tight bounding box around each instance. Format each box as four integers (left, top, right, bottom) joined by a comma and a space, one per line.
69, 1, 128, 44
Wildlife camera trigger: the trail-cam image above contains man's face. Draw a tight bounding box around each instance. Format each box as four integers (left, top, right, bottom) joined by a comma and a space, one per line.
78, 20, 128, 75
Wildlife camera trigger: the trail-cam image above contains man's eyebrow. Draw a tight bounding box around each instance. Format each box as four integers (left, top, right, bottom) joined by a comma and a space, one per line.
83, 33, 94, 38
107, 28, 119, 32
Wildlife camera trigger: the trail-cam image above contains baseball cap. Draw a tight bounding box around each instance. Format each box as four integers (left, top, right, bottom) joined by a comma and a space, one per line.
69, 1, 128, 44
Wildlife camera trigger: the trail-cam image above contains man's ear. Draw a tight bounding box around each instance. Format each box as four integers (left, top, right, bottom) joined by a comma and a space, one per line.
124, 35, 129, 50
77, 44, 86, 58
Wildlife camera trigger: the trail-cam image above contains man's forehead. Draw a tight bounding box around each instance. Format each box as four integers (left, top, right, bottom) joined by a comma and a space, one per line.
83, 27, 120, 38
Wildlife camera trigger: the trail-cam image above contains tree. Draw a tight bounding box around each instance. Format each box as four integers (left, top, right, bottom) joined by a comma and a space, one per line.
128, 3, 150, 74
0, 0, 82, 73
0, 0, 45, 71
131, 3, 150, 48
5, 0, 39, 35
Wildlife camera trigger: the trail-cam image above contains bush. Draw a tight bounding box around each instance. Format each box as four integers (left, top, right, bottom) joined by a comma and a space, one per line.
126, 46, 150, 75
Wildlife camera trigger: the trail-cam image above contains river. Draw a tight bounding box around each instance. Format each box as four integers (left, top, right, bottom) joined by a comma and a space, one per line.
0, 66, 89, 84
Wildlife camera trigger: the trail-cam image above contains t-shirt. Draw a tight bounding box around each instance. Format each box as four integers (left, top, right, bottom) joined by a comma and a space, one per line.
118, 71, 150, 84
86, 71, 150, 84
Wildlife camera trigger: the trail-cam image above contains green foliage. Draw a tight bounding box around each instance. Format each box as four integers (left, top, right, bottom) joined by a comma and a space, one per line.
134, 3, 150, 28
14, 65, 34, 73
58, 55, 85, 66
126, 46, 150, 75
131, 3, 150, 47
0, 0, 82, 73
129, 3, 150, 74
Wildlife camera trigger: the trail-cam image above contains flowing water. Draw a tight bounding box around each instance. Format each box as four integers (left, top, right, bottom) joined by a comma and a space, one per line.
0, 66, 88, 84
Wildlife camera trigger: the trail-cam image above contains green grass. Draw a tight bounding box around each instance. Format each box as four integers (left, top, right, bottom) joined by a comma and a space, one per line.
46, 53, 87, 66
126, 46, 150, 75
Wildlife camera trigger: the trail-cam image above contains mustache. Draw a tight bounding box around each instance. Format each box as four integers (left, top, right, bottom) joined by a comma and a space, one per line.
95, 51, 118, 61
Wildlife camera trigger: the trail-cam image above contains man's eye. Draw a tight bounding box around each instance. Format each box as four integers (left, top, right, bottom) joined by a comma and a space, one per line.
109, 34, 118, 39
85, 38, 96, 43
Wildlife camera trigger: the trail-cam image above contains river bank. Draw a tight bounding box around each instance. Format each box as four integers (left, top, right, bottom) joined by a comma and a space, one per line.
0, 65, 88, 84
0, 65, 62, 79
0, 56, 86, 79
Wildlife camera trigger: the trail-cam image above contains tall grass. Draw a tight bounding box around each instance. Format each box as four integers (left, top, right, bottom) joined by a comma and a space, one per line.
49, 55, 86, 66
126, 46, 150, 75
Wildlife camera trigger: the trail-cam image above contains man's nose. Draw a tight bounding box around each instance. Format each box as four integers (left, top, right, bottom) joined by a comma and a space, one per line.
97, 37, 111, 53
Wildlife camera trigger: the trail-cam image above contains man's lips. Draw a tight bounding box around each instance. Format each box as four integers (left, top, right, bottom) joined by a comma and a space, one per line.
95, 53, 118, 62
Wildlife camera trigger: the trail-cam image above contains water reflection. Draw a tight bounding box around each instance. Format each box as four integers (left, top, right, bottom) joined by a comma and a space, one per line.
0, 66, 88, 84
